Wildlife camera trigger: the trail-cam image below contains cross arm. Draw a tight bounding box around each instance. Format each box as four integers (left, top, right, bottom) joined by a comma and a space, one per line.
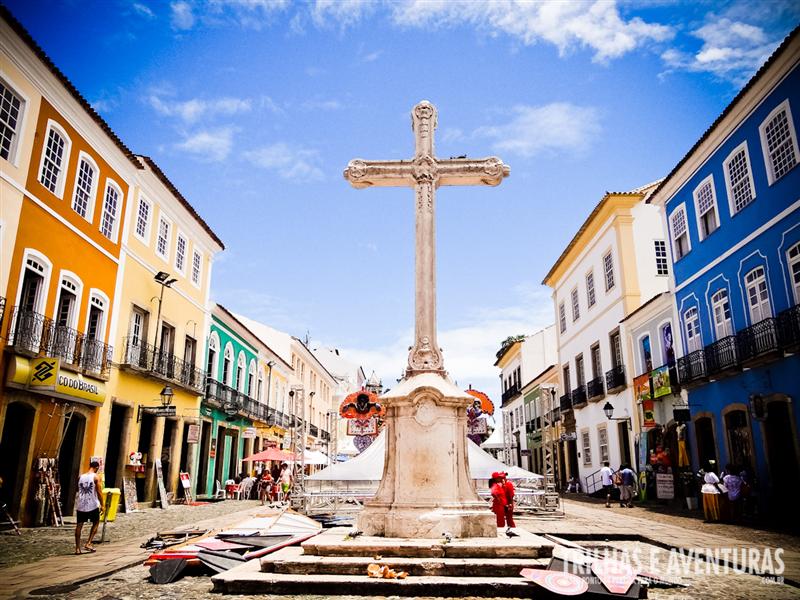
343, 159, 417, 189
436, 157, 510, 187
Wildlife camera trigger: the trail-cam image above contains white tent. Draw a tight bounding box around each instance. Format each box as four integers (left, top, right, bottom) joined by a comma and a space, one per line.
307, 430, 542, 481
304, 449, 329, 465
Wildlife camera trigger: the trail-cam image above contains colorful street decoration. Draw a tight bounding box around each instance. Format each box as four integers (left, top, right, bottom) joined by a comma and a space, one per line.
465, 387, 493, 445
353, 435, 374, 453
339, 389, 385, 419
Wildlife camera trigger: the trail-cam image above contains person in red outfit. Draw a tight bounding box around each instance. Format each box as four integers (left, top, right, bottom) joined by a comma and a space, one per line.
502, 471, 516, 530
490, 472, 507, 528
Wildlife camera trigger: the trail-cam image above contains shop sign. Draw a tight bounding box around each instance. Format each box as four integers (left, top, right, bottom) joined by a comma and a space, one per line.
560, 432, 577, 442
210, 438, 217, 459
642, 399, 656, 429
656, 473, 674, 500
633, 373, 651, 403
187, 424, 201, 443
520, 449, 532, 456
243, 427, 257, 439
651, 365, 671, 398
22, 357, 105, 405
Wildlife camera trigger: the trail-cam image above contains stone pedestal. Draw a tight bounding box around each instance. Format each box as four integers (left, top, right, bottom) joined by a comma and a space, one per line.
357, 373, 496, 538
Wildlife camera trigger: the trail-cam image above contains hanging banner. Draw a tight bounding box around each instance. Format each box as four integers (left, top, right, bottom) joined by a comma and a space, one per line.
634, 373, 651, 403
651, 365, 671, 398
243, 427, 257, 439
347, 418, 377, 436
642, 399, 656, 428
187, 424, 201, 443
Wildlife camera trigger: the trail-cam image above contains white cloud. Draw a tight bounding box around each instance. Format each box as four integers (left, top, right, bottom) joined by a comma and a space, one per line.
301, 99, 343, 111
243, 142, 325, 182
175, 127, 235, 161
132, 3, 155, 19
475, 103, 601, 158
390, 0, 673, 63
311, 0, 375, 28
661, 17, 780, 83
170, 1, 195, 30
147, 93, 252, 123
361, 50, 382, 62
340, 283, 554, 399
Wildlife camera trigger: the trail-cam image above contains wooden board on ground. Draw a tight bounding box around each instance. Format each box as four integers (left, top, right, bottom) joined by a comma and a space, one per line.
122, 474, 138, 513
154, 459, 170, 509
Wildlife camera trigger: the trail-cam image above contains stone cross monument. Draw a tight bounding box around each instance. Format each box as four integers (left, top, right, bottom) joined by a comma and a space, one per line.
344, 101, 510, 538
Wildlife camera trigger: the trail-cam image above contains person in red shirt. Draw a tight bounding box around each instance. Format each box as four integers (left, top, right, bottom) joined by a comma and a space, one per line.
490, 472, 507, 528
502, 471, 516, 530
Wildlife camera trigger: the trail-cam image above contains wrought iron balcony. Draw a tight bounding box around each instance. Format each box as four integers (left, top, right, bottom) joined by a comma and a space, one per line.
586, 376, 605, 400
549, 407, 561, 423
605, 364, 626, 393
559, 392, 572, 412
704, 335, 739, 374
320, 429, 330, 441
571, 385, 587, 407
6, 306, 112, 376
121, 336, 204, 392
677, 349, 707, 383
778, 304, 800, 351
501, 383, 521, 404
737, 318, 780, 362
309, 424, 319, 438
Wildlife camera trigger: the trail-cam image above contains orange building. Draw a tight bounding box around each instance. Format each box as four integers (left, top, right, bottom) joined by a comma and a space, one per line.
0, 9, 142, 524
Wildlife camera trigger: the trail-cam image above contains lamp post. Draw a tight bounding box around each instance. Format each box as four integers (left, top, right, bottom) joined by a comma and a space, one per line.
152, 271, 177, 364
266, 360, 275, 412
603, 401, 632, 430
136, 385, 175, 421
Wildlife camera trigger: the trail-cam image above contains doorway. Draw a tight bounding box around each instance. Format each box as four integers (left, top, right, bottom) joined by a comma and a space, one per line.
196, 421, 212, 496
136, 413, 155, 500
105, 404, 127, 489
214, 425, 226, 487
58, 411, 87, 516
161, 419, 176, 492
695, 416, 717, 471
0, 402, 35, 518
618, 422, 632, 466
764, 401, 800, 527
228, 429, 240, 479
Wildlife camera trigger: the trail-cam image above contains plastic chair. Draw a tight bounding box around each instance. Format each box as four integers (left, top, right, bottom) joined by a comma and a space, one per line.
213, 480, 225, 499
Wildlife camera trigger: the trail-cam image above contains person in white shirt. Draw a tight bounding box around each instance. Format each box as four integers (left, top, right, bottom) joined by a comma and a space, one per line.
600, 461, 614, 508
75, 460, 104, 554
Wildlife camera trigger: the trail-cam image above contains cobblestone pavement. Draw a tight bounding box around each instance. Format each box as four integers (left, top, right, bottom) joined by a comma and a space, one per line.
0, 500, 261, 568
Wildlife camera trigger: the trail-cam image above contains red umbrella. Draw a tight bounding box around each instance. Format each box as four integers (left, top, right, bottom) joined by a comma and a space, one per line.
242, 447, 295, 462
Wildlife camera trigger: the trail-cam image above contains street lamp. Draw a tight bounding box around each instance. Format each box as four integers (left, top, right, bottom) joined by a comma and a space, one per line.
153, 271, 177, 356
160, 385, 174, 406
266, 360, 275, 412
603, 401, 632, 430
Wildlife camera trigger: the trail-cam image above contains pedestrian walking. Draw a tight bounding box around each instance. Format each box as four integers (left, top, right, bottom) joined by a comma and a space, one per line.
489, 473, 508, 528
600, 461, 614, 508
74, 460, 104, 555
701, 470, 726, 522
258, 470, 273, 505
618, 464, 638, 507
722, 463, 743, 522
501, 471, 516, 530
279, 463, 292, 503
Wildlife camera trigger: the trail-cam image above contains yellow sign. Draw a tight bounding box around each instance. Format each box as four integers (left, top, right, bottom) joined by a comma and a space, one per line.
9, 356, 105, 406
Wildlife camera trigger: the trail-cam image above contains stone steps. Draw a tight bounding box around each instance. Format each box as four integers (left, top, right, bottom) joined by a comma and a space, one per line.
212, 559, 540, 597
265, 546, 550, 577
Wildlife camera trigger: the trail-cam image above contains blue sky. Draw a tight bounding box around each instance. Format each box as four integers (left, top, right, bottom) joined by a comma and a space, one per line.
9, 0, 798, 399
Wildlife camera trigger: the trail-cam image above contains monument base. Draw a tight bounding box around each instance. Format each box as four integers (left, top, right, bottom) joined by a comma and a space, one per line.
357, 504, 496, 538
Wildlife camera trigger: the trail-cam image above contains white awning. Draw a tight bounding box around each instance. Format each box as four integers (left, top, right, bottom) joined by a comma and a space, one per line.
304, 449, 329, 465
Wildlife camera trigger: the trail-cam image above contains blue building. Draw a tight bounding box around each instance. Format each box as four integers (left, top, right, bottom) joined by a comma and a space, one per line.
649, 27, 800, 522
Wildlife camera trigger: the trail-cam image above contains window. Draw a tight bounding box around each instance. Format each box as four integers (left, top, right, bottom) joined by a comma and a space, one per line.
71, 155, 96, 221
788, 242, 800, 304
129, 306, 149, 347
86, 294, 106, 341
745, 267, 772, 324
135, 197, 151, 240
575, 354, 585, 387
586, 271, 596, 307
693, 176, 719, 239
598, 426, 609, 463
670, 205, 690, 259
0, 79, 24, 162
581, 430, 592, 466
222, 344, 233, 386
558, 301, 566, 333
257, 375, 264, 403
175, 233, 187, 274
100, 182, 121, 240
39, 124, 69, 196
711, 289, 733, 339
661, 322, 675, 365
684, 307, 702, 353
562, 365, 571, 390
640, 335, 652, 373
156, 216, 170, 259
207, 335, 219, 381
247, 361, 256, 398
571, 288, 580, 322
609, 330, 622, 368
760, 100, 798, 184
591, 344, 602, 378
725, 143, 755, 214
603, 251, 615, 291
191, 250, 202, 286
654, 240, 669, 276
236, 352, 246, 392
184, 336, 196, 367
55, 276, 79, 329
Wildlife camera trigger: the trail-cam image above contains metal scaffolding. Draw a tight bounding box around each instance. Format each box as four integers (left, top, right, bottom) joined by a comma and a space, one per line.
288, 386, 306, 511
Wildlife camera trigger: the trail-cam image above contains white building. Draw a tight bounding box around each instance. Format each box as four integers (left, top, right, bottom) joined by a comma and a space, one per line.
542, 183, 670, 492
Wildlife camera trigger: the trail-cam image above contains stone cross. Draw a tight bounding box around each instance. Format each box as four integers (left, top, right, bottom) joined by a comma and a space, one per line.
344, 101, 510, 376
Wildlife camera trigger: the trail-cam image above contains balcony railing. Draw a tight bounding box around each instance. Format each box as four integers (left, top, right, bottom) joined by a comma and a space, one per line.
121, 336, 204, 392
309, 424, 319, 438
501, 383, 521, 404
549, 407, 561, 423
677, 349, 706, 383
586, 376, 605, 400
778, 304, 800, 349
705, 335, 739, 374
737, 318, 780, 362
6, 306, 112, 376
605, 364, 626, 392
320, 429, 330, 441
571, 385, 587, 407
559, 393, 572, 412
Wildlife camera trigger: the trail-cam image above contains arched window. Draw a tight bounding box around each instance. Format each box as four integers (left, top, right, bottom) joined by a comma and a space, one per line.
684, 307, 702, 353
207, 333, 220, 381
71, 152, 98, 221
100, 180, 122, 241
711, 289, 733, 339
222, 343, 233, 386
39, 121, 71, 197
85, 290, 108, 341
788, 242, 800, 305
236, 352, 246, 392
54, 271, 82, 329
247, 360, 256, 398
257, 374, 264, 403
660, 322, 675, 366
744, 267, 772, 324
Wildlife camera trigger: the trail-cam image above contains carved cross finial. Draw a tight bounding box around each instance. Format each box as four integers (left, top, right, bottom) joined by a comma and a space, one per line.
344, 101, 510, 378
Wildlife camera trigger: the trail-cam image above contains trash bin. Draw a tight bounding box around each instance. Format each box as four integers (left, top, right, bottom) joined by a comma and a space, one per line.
101, 488, 121, 522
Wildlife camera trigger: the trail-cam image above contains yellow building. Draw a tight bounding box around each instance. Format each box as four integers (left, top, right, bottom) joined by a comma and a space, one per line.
99, 156, 224, 505
0, 9, 141, 524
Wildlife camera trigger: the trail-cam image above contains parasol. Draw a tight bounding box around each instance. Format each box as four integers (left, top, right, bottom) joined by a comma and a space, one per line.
466, 388, 494, 415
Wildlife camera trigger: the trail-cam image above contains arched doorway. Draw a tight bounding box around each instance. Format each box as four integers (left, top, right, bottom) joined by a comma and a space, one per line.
0, 402, 35, 518
58, 411, 87, 516
724, 409, 754, 474
694, 416, 717, 472
763, 400, 800, 528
